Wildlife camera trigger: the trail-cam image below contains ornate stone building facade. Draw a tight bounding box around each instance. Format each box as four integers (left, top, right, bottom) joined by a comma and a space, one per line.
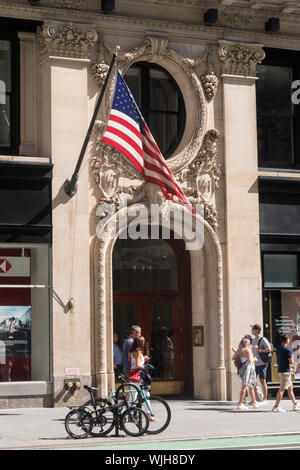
1, 0, 300, 406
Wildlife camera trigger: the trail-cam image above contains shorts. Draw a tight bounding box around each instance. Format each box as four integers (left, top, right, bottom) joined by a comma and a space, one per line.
279, 372, 293, 391
255, 364, 268, 380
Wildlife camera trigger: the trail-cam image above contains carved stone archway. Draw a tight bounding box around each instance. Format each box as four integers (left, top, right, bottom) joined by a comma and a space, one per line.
92, 203, 226, 400
90, 35, 225, 399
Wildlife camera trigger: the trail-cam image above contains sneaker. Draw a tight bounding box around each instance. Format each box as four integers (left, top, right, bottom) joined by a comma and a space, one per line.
272, 406, 286, 413
236, 404, 248, 410
261, 400, 268, 406
293, 403, 300, 411
252, 402, 262, 409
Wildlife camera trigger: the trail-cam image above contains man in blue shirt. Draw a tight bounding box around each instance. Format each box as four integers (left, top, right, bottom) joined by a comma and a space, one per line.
272, 334, 300, 412
113, 333, 123, 378
122, 325, 141, 379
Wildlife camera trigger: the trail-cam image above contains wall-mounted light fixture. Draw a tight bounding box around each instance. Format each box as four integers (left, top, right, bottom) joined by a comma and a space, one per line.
64, 379, 81, 392
193, 326, 204, 347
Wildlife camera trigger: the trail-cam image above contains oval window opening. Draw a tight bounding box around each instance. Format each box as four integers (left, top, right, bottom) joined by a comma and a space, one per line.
124, 62, 186, 158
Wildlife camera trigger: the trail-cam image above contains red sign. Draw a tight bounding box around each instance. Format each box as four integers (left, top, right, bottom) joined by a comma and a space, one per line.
0, 259, 12, 274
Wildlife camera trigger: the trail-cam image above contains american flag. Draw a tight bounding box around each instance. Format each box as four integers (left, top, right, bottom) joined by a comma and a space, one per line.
102, 72, 194, 213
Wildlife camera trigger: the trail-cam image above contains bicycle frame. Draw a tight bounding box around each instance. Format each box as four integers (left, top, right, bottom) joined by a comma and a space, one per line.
137, 388, 154, 416
100, 384, 141, 410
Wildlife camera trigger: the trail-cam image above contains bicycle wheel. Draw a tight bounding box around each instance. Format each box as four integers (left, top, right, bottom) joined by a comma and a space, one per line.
115, 383, 141, 407
83, 398, 115, 437
121, 407, 149, 437
142, 395, 171, 434
65, 408, 92, 439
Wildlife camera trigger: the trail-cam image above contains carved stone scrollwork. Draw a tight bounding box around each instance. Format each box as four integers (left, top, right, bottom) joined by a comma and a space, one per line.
51, 0, 87, 8
218, 40, 265, 76
201, 48, 219, 102
90, 61, 110, 87
146, 36, 168, 60
91, 36, 209, 175
176, 129, 221, 231
90, 138, 146, 211
90, 37, 222, 230
220, 13, 254, 29
91, 124, 221, 230
37, 22, 99, 60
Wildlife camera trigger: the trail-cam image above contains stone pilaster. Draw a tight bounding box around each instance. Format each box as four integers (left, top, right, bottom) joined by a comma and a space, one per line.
218, 41, 265, 400
37, 22, 99, 405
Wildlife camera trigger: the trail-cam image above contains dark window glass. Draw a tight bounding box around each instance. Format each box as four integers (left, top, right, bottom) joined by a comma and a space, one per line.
151, 301, 175, 380
124, 62, 185, 158
263, 253, 298, 287
0, 36, 19, 155
257, 65, 294, 166
0, 40, 11, 148
256, 49, 300, 169
113, 237, 178, 291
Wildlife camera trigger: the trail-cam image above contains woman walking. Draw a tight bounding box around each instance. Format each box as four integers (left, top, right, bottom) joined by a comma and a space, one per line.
232, 337, 260, 410
128, 336, 155, 420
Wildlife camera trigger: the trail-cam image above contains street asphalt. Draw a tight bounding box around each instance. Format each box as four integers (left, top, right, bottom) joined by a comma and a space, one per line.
1, 398, 300, 450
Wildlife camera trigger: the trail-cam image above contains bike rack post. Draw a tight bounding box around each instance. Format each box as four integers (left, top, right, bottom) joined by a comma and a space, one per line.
110, 404, 126, 438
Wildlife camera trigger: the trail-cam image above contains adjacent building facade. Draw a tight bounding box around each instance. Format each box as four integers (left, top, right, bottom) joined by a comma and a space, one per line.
0, 0, 300, 407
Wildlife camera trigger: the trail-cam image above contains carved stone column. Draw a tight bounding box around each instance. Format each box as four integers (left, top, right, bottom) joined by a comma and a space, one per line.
218, 41, 265, 400
37, 22, 99, 406
219, 40, 265, 78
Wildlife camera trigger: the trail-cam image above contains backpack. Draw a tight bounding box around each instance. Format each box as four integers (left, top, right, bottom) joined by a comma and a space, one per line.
258, 337, 274, 363
233, 355, 242, 373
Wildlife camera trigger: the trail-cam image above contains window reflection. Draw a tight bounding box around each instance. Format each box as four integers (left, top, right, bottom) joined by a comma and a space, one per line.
0, 245, 50, 382
151, 303, 175, 380
113, 238, 178, 291
0, 40, 11, 147
264, 254, 298, 288
124, 62, 185, 158
256, 64, 294, 166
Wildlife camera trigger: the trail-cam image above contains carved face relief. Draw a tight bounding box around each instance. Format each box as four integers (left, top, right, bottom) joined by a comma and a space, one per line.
196, 173, 213, 203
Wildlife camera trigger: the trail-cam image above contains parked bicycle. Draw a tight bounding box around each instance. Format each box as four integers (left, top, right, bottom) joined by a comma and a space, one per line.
65, 382, 149, 439
84, 368, 171, 435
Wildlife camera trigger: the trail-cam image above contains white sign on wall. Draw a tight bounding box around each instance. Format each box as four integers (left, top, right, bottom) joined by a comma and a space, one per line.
0, 257, 30, 277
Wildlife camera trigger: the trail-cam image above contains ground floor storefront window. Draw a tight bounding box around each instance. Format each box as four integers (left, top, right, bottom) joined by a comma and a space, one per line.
263, 289, 300, 384
0, 244, 50, 382
262, 252, 300, 386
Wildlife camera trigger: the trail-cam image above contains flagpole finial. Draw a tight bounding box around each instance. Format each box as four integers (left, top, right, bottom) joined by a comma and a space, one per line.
115, 45, 120, 54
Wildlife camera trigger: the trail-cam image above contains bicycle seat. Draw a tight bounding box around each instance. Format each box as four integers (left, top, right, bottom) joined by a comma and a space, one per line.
83, 385, 98, 393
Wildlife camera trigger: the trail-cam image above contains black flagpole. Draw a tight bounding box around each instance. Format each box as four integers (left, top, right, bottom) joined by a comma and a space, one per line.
64, 46, 119, 197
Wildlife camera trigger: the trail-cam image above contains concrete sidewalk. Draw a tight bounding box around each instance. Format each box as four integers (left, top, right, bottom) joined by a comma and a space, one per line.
1, 399, 300, 450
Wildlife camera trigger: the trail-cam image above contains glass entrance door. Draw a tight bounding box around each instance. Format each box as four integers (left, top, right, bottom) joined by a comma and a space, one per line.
113, 294, 189, 395
112, 234, 193, 396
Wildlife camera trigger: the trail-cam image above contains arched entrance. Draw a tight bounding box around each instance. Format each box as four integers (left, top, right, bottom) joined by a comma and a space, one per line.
93, 202, 226, 400
113, 232, 193, 396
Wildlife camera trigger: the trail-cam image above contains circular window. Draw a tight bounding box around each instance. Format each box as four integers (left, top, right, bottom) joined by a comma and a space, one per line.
124, 62, 186, 159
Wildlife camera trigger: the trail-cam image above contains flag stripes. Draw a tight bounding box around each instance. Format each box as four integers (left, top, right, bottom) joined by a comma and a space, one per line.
101, 71, 194, 213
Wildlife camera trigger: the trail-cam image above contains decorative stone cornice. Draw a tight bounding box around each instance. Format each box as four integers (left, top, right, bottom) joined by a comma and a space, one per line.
51, 0, 87, 8
218, 40, 265, 77
37, 22, 99, 60
220, 12, 254, 29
